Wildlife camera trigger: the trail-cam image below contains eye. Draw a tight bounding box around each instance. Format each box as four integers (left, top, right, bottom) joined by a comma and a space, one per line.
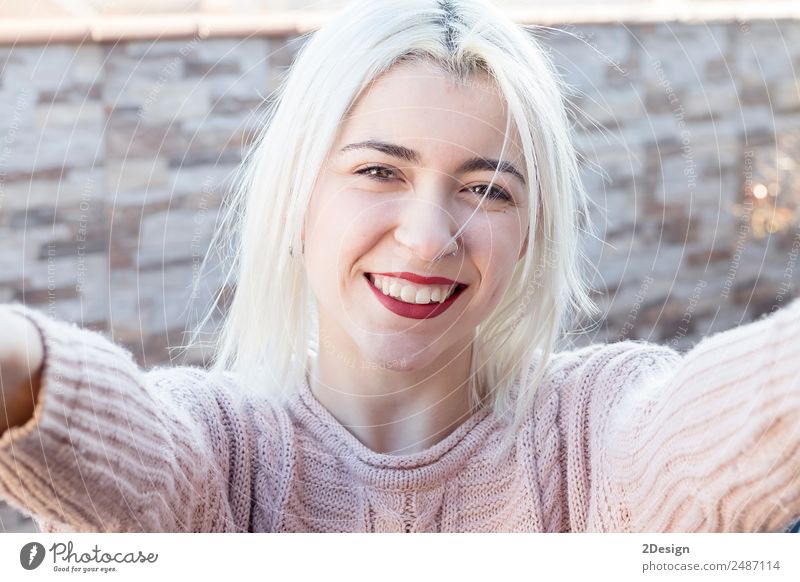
355, 165, 397, 181
467, 184, 513, 202
355, 165, 513, 202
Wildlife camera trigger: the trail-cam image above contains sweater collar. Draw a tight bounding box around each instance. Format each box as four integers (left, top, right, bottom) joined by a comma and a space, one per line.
288, 373, 497, 489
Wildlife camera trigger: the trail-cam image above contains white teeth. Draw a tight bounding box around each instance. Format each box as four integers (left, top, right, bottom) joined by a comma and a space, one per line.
389, 281, 402, 298
400, 286, 416, 303
369, 274, 459, 305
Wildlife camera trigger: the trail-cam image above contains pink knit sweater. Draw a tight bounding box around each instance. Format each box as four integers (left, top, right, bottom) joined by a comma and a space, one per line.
1, 300, 799, 533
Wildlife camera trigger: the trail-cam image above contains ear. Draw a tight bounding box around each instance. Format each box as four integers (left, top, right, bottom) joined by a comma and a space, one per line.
518, 229, 529, 261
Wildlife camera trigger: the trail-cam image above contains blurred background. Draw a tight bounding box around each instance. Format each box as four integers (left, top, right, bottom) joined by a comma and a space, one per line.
1, 0, 799, 531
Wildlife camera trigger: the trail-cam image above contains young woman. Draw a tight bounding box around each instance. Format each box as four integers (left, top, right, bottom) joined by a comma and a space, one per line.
1, 0, 799, 533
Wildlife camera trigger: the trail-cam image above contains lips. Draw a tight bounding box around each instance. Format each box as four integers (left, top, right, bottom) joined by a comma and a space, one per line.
364, 273, 468, 320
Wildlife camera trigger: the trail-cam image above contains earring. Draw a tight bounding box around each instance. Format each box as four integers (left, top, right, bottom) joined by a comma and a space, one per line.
289, 240, 305, 257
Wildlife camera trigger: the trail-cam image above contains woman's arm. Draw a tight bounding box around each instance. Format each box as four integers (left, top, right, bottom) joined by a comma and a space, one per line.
597, 297, 800, 532
0, 303, 277, 532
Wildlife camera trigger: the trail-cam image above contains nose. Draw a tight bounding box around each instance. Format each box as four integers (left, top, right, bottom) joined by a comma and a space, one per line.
393, 195, 459, 264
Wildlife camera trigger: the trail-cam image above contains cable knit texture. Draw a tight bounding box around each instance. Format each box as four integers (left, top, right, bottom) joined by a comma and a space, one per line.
1, 300, 799, 532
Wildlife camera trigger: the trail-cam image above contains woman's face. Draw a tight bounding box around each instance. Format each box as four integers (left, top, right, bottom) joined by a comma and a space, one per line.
303, 60, 529, 371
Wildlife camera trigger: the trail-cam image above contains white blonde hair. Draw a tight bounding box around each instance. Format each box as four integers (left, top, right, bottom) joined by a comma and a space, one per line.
191, 0, 598, 459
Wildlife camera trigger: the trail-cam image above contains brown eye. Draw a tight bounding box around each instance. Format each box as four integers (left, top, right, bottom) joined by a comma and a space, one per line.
355, 165, 396, 181
468, 184, 513, 202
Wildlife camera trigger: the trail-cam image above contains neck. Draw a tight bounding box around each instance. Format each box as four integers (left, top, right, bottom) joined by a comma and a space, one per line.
307, 340, 476, 455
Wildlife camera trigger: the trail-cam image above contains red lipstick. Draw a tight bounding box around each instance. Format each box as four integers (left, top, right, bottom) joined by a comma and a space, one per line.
364, 274, 467, 320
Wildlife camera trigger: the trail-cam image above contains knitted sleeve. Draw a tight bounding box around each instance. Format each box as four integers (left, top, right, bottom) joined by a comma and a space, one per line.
542, 336, 682, 532
0, 303, 282, 532
594, 297, 800, 532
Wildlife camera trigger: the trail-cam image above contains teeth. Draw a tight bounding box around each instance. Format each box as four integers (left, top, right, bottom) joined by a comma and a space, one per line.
369, 274, 459, 305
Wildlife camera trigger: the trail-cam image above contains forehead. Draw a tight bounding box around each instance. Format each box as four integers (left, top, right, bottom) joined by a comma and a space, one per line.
338, 60, 524, 163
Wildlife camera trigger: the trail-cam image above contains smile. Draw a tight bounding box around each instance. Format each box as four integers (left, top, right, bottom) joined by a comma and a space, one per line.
364, 273, 468, 320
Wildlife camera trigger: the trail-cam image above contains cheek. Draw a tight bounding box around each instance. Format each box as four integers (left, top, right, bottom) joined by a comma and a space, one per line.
481, 250, 516, 301
468, 211, 526, 260
306, 188, 393, 271
307, 185, 353, 245
466, 214, 526, 299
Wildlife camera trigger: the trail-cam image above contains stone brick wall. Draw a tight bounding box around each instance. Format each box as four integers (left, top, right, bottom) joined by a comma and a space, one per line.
1, 14, 799, 531
556, 19, 800, 350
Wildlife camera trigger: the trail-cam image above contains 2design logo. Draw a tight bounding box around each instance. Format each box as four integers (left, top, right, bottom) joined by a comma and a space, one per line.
20, 542, 46, 570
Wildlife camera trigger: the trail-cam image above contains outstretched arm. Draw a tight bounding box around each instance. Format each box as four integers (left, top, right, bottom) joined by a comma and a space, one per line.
0, 303, 275, 532
599, 298, 800, 532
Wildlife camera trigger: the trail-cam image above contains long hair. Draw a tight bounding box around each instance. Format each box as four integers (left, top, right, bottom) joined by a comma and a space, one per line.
191, 0, 598, 459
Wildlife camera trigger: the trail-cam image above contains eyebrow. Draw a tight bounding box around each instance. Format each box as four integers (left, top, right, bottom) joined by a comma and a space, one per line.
338, 139, 526, 186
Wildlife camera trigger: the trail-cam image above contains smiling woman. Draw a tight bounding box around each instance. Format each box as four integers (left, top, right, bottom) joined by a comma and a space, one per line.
0, 0, 799, 535
202, 0, 597, 459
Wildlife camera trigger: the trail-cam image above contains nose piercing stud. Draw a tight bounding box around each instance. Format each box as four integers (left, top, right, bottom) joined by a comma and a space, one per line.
448, 239, 459, 256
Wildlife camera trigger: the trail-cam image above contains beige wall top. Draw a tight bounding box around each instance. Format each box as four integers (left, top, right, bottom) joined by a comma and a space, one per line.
0, 3, 799, 45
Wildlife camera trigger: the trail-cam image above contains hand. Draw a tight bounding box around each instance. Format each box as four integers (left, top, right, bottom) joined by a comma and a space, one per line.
0, 308, 44, 435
